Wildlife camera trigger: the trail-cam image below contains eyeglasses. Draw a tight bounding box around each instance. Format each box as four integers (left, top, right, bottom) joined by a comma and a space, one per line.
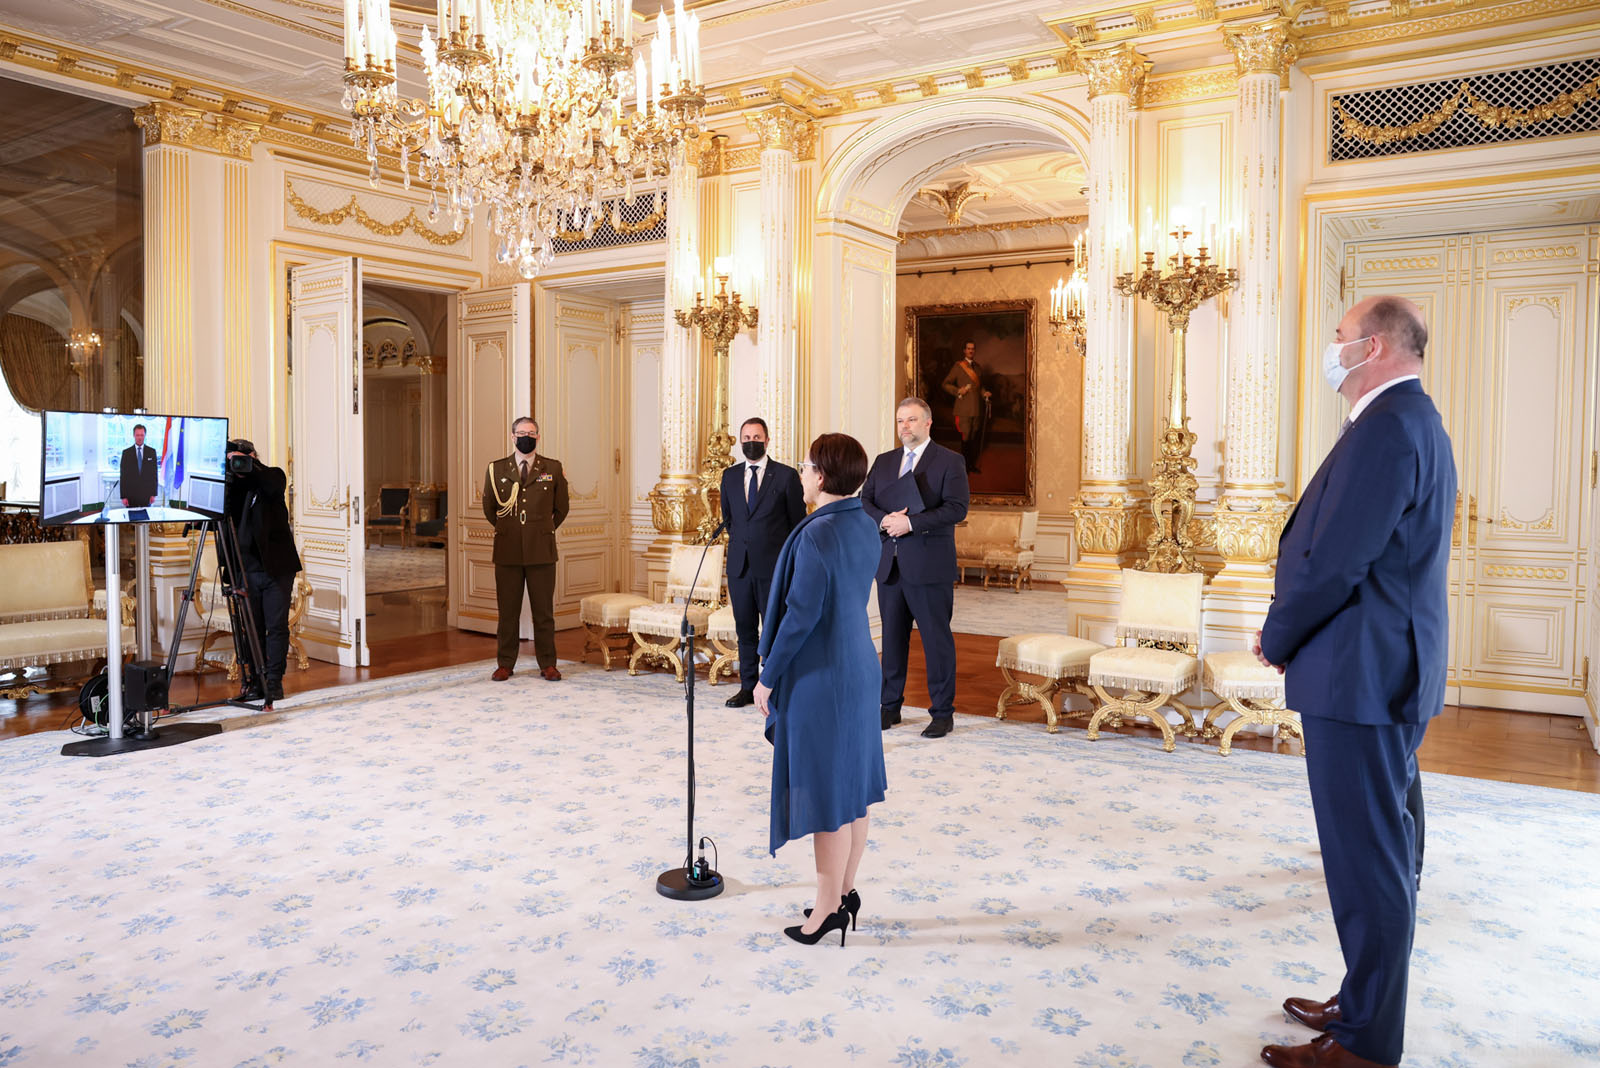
798, 461, 818, 471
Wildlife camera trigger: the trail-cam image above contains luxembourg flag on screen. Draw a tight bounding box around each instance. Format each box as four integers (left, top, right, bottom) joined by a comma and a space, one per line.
171, 419, 186, 499
159, 417, 173, 502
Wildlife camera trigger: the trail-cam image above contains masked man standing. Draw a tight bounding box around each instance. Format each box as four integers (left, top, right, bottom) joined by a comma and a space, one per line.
484, 417, 569, 682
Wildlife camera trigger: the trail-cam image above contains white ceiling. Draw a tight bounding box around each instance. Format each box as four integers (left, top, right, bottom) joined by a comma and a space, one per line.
898, 146, 1085, 232
0, 1, 1097, 119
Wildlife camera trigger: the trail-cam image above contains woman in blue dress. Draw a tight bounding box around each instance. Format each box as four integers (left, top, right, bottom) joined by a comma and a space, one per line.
753, 432, 887, 947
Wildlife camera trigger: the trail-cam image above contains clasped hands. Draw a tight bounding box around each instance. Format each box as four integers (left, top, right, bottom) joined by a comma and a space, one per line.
881, 509, 913, 538
1251, 629, 1284, 674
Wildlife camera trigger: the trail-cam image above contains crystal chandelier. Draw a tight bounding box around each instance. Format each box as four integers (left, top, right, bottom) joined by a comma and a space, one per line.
342, 0, 705, 278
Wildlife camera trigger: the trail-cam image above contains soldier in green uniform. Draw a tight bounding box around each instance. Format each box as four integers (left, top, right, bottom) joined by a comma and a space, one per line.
484, 416, 569, 681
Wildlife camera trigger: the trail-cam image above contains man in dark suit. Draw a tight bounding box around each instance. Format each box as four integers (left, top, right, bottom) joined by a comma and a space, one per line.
225, 439, 303, 704
120, 423, 159, 506
484, 416, 569, 682
940, 341, 991, 473
720, 416, 805, 708
860, 396, 970, 738
1254, 296, 1456, 1068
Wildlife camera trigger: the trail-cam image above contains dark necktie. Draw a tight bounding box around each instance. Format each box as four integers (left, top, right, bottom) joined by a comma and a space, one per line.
746, 465, 759, 514
1337, 417, 1352, 441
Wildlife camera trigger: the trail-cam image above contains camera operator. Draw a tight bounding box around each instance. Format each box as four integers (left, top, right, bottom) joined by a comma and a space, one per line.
224, 439, 302, 703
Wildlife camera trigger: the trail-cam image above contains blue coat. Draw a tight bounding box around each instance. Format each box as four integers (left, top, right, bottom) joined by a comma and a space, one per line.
1260, 379, 1457, 725
719, 460, 805, 580
859, 441, 970, 585
757, 497, 887, 855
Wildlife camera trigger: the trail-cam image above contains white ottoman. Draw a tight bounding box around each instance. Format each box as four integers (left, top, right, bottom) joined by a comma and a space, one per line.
1202, 650, 1303, 756
994, 633, 1106, 733
579, 593, 651, 670
628, 601, 713, 681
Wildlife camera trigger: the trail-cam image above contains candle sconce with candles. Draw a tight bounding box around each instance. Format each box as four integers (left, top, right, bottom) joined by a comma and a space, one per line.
675, 257, 759, 544
1049, 237, 1088, 356
1115, 223, 1237, 574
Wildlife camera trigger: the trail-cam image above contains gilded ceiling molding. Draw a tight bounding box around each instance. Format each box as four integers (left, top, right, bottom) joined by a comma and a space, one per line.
745, 105, 815, 158
897, 214, 1087, 243
1222, 18, 1301, 81
1073, 42, 1153, 101
1141, 66, 1240, 107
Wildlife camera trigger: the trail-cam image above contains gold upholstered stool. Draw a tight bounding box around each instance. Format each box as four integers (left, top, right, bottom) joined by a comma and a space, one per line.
578, 592, 652, 669
706, 605, 747, 686
1201, 650, 1304, 756
994, 633, 1106, 732
1085, 570, 1205, 753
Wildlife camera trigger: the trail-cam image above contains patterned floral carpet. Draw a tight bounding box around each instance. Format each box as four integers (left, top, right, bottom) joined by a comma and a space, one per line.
951, 585, 1074, 637
364, 546, 447, 595
2, 662, 1597, 1068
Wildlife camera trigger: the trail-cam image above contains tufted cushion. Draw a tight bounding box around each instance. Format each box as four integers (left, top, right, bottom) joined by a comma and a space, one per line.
0, 618, 134, 666
0, 540, 91, 622
580, 593, 653, 628
664, 544, 724, 602
1089, 645, 1200, 693
1204, 650, 1287, 701
630, 601, 712, 638
706, 605, 742, 642
996, 633, 1104, 678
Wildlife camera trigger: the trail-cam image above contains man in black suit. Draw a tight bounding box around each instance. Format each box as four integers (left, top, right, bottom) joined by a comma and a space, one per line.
225, 439, 303, 705
860, 397, 970, 738
119, 423, 159, 506
720, 417, 806, 708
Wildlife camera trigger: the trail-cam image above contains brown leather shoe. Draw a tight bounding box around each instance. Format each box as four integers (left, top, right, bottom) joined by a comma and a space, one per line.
1260, 1032, 1395, 1068
1284, 993, 1341, 1032
541, 666, 562, 681
491, 666, 513, 681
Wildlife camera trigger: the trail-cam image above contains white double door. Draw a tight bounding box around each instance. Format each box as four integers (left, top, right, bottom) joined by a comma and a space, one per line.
1346, 222, 1599, 713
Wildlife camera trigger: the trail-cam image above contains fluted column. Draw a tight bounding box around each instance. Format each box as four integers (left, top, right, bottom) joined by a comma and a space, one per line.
649, 140, 703, 535
134, 103, 204, 413
1070, 44, 1149, 572
747, 106, 812, 465
1215, 19, 1297, 586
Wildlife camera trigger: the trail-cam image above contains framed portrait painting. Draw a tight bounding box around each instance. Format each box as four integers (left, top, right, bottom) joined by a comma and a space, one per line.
906, 299, 1035, 506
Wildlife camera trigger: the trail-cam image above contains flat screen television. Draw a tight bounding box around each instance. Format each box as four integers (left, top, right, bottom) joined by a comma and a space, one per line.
40, 411, 230, 525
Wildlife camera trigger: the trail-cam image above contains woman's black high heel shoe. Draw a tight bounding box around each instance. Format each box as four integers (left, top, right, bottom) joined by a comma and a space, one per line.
804, 888, 861, 930
785, 905, 849, 947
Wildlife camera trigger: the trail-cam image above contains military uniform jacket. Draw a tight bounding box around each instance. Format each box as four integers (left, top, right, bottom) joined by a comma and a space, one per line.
482, 454, 569, 565
941, 360, 984, 429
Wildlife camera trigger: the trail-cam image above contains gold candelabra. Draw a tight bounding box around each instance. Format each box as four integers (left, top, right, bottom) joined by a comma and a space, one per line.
1049, 238, 1088, 355
1115, 226, 1237, 574
675, 264, 759, 544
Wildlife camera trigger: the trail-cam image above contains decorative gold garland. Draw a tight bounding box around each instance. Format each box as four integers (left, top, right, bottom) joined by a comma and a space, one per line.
285, 180, 465, 246
1335, 72, 1600, 145
553, 193, 667, 243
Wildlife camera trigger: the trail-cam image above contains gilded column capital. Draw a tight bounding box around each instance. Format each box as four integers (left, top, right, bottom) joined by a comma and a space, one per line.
132, 102, 204, 147
1222, 17, 1300, 80
1073, 43, 1151, 102
697, 132, 727, 176
217, 116, 263, 160
746, 106, 815, 159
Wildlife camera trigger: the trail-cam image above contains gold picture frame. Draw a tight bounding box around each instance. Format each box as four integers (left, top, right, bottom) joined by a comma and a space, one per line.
906, 298, 1036, 507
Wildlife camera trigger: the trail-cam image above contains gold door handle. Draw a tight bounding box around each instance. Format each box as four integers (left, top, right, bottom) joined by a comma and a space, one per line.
1467, 494, 1479, 545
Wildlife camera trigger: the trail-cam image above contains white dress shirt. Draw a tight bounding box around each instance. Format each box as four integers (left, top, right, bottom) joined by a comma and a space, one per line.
745, 455, 768, 493
899, 437, 932, 474
1348, 374, 1420, 424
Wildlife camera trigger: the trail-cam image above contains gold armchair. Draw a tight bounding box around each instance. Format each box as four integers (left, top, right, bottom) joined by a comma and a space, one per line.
627, 544, 726, 681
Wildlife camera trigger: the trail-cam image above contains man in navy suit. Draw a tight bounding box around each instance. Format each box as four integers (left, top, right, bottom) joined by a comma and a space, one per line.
861, 397, 970, 738
1254, 296, 1456, 1068
721, 417, 805, 708
119, 423, 159, 507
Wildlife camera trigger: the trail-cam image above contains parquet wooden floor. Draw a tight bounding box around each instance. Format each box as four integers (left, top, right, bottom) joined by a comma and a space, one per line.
5, 597, 1596, 794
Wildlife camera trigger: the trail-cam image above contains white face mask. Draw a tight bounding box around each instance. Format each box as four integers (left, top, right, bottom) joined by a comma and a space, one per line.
1322, 336, 1374, 392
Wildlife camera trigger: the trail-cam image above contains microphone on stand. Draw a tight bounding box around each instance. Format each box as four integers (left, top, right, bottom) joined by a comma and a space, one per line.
657, 518, 728, 901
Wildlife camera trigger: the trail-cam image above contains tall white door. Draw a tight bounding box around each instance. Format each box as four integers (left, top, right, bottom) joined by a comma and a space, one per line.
538, 289, 623, 625
1346, 224, 1598, 714
449, 284, 533, 634
289, 258, 369, 666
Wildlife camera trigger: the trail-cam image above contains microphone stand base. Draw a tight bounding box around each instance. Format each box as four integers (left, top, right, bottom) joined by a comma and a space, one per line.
655, 866, 724, 901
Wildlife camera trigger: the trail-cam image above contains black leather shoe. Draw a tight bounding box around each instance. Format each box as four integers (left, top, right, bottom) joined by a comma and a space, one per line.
921, 718, 953, 738
725, 690, 755, 708
266, 679, 285, 702
881, 707, 902, 731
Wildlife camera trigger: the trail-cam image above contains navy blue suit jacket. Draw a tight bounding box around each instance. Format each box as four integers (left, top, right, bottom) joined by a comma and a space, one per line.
720, 460, 805, 580
1260, 379, 1456, 726
859, 441, 970, 585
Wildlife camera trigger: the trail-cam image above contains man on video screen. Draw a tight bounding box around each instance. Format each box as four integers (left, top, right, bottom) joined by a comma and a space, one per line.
120, 424, 159, 506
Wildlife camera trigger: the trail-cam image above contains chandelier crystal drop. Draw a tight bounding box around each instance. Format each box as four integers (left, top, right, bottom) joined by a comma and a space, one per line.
341, 0, 704, 278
